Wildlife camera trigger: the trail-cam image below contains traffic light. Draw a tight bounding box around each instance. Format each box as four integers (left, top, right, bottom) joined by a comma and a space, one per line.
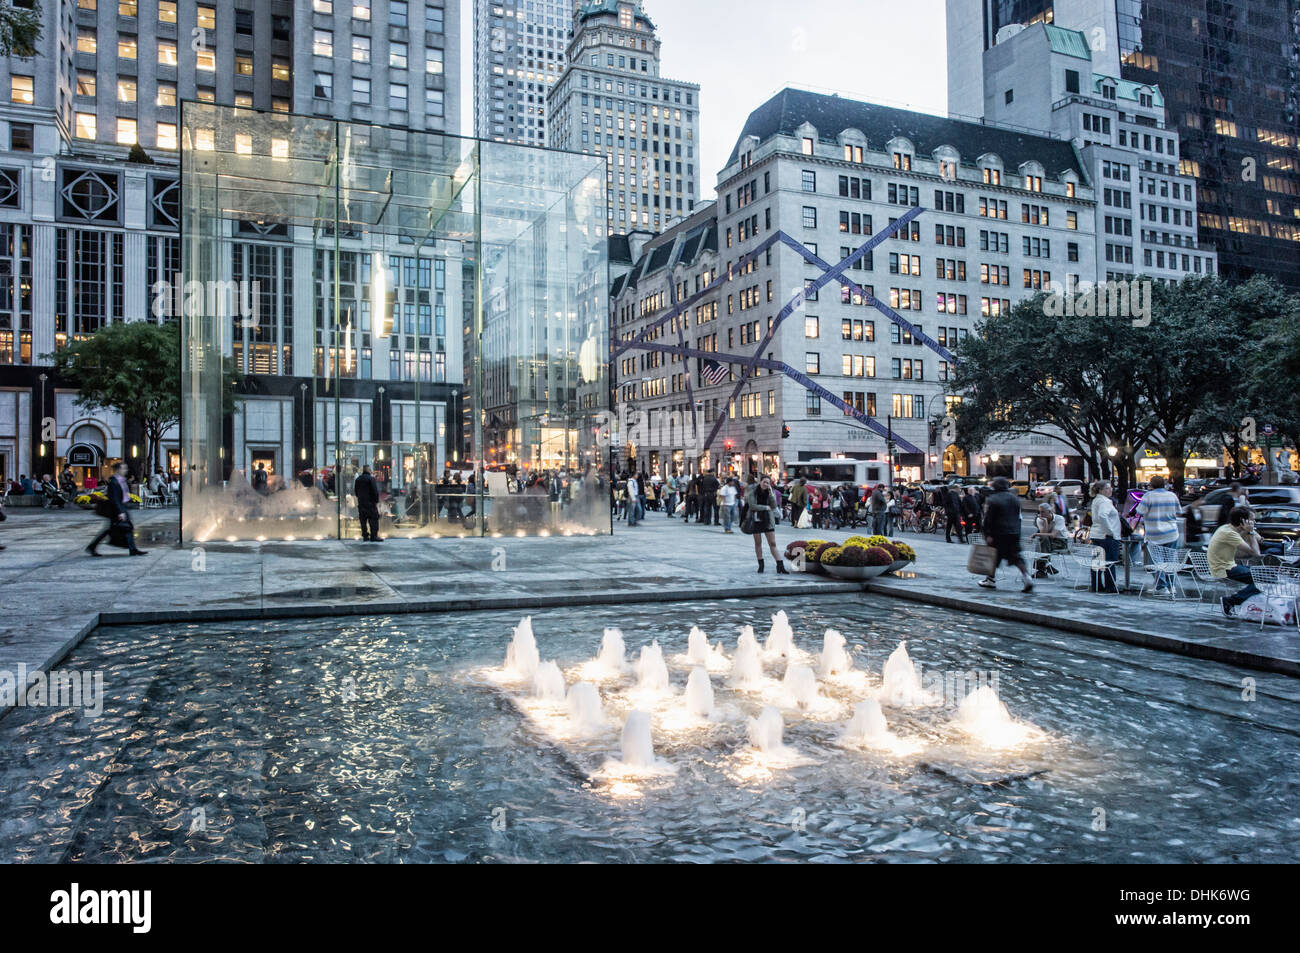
724, 439, 733, 451
781, 425, 790, 439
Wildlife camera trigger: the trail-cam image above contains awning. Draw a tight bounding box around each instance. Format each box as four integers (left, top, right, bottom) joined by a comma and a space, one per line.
66, 443, 103, 466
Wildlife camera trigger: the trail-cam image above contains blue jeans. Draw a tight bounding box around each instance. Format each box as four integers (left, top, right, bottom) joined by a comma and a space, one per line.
1224, 563, 1260, 608
872, 513, 886, 536
722, 502, 738, 531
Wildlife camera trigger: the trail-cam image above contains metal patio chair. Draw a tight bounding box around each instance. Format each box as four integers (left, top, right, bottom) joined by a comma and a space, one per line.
1186, 550, 1237, 614
1137, 544, 1196, 600
1067, 541, 1120, 592
1248, 566, 1300, 631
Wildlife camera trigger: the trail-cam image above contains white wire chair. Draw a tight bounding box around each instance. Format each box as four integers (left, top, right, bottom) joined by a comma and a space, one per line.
1247, 566, 1300, 630
1137, 544, 1196, 600
1067, 541, 1120, 591
1185, 550, 1238, 614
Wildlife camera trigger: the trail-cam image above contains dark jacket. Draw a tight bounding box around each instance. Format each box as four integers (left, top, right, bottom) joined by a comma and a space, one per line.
960, 492, 981, 520
982, 489, 1023, 538
943, 488, 963, 515
107, 476, 131, 519
354, 473, 380, 508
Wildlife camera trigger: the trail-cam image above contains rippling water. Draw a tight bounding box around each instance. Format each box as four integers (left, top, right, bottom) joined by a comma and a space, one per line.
1, 595, 1297, 863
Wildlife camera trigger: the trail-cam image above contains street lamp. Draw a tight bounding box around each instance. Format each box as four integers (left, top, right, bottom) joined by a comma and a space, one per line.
37, 373, 47, 460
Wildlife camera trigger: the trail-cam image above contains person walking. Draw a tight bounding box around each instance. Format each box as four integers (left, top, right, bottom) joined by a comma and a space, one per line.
1088, 479, 1123, 593
354, 464, 381, 541
626, 471, 641, 526
1135, 474, 1181, 591
743, 475, 788, 574
961, 486, 983, 537
86, 462, 145, 557
788, 477, 808, 529
684, 474, 699, 523
978, 476, 1032, 592
869, 485, 888, 536
665, 472, 678, 517
698, 471, 719, 527
943, 485, 965, 543
721, 476, 739, 533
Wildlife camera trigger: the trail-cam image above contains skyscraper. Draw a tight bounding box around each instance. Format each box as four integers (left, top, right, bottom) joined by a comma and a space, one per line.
473, 0, 571, 145
547, 0, 700, 233
0, 1, 462, 488
947, 0, 1300, 289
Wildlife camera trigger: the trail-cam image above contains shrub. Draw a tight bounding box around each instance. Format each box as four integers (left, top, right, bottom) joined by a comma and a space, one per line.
863, 535, 892, 548
843, 535, 873, 547
819, 545, 845, 565
877, 541, 901, 561
862, 545, 895, 567
806, 541, 835, 562
784, 540, 810, 561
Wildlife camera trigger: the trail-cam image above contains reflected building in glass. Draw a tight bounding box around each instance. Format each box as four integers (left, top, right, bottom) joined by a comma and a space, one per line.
180, 103, 609, 541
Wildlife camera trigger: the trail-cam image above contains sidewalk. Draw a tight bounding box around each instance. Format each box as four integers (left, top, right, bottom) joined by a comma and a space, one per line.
1, 505, 1294, 717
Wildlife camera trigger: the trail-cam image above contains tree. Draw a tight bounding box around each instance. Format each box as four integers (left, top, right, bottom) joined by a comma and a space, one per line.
949, 288, 1157, 499
46, 321, 181, 474
0, 2, 42, 58
1241, 277, 1300, 467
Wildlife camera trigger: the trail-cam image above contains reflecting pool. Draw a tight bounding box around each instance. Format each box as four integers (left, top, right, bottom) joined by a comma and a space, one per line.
1, 597, 1296, 863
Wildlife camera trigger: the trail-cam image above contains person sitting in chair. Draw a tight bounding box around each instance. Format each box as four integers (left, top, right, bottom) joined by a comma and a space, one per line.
1209, 505, 1265, 616
1031, 503, 1068, 577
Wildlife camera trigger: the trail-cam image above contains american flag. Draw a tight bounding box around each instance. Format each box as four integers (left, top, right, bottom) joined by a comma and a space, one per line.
700, 358, 729, 385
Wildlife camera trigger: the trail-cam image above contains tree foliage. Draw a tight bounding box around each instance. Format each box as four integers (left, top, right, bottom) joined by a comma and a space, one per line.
949, 274, 1297, 496
46, 321, 181, 471
0, 2, 42, 58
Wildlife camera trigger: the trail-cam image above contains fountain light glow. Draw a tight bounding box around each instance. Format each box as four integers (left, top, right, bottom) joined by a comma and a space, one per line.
953, 685, 1043, 749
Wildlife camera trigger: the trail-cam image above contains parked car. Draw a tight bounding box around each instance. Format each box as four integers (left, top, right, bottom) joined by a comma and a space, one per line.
1253, 505, 1300, 544
1183, 485, 1300, 540
1009, 480, 1032, 497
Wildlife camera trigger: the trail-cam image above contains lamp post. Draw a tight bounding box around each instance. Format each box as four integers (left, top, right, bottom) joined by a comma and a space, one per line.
37, 373, 48, 467
299, 382, 309, 467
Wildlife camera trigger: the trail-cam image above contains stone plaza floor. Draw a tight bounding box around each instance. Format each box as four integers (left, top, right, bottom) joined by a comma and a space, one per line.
1, 502, 1296, 716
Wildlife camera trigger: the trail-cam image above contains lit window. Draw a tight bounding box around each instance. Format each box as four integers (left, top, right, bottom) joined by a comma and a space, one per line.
801, 137, 814, 155
234, 94, 252, 107
156, 83, 175, 107
272, 98, 290, 113
235, 133, 252, 155
158, 1, 176, 23
77, 72, 96, 96
313, 0, 333, 13
77, 30, 97, 54
195, 87, 215, 103
197, 6, 215, 30
352, 36, 370, 63
235, 55, 253, 76
78, 0, 97, 9
75, 112, 97, 139
196, 48, 216, 71
195, 128, 215, 151
426, 47, 443, 75
117, 79, 136, 102
313, 30, 333, 58
353, 1, 370, 20
115, 117, 137, 145
272, 59, 290, 82
156, 123, 177, 150
10, 76, 33, 105
158, 41, 177, 66
119, 1, 138, 16
117, 36, 138, 59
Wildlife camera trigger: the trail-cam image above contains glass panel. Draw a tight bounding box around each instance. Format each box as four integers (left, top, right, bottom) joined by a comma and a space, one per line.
180, 103, 610, 541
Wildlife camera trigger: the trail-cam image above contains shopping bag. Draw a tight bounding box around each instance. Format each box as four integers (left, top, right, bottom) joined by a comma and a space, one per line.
797, 508, 812, 529
1233, 594, 1298, 626
967, 543, 998, 576
675, 500, 686, 515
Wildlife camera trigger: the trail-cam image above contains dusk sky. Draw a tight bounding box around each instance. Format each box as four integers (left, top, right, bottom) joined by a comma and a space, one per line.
461, 0, 952, 200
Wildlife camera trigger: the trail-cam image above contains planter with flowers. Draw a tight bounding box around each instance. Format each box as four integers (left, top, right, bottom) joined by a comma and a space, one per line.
820, 542, 894, 581
885, 539, 917, 574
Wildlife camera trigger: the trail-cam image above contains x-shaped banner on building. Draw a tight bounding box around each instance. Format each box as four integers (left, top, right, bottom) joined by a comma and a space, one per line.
612, 204, 954, 458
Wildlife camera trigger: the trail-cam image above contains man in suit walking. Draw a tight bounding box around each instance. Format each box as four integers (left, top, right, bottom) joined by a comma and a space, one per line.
86, 462, 145, 556
354, 464, 382, 542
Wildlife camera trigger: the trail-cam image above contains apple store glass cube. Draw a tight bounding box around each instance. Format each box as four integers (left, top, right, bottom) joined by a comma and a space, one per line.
180, 103, 610, 542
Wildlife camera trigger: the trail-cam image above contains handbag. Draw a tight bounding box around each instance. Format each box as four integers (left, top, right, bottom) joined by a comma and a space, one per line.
967, 542, 999, 575
740, 510, 758, 535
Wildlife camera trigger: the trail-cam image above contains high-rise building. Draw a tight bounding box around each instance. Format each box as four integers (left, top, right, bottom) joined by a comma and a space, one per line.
473, 0, 570, 145
612, 88, 1099, 483
548, 0, 700, 234
0, 1, 461, 487
975, 21, 1216, 282
947, 0, 1300, 288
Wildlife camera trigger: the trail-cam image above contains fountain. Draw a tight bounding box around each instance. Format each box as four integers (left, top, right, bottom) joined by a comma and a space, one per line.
684, 666, 715, 718
596, 628, 628, 673
532, 660, 566, 702
818, 629, 852, 677
747, 706, 789, 754
686, 627, 711, 664
504, 616, 540, 679
839, 698, 923, 755
781, 664, 821, 709
880, 641, 937, 707
566, 682, 606, 736
954, 685, 1038, 749
728, 626, 765, 688
620, 711, 657, 767
635, 641, 671, 694
764, 610, 795, 658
